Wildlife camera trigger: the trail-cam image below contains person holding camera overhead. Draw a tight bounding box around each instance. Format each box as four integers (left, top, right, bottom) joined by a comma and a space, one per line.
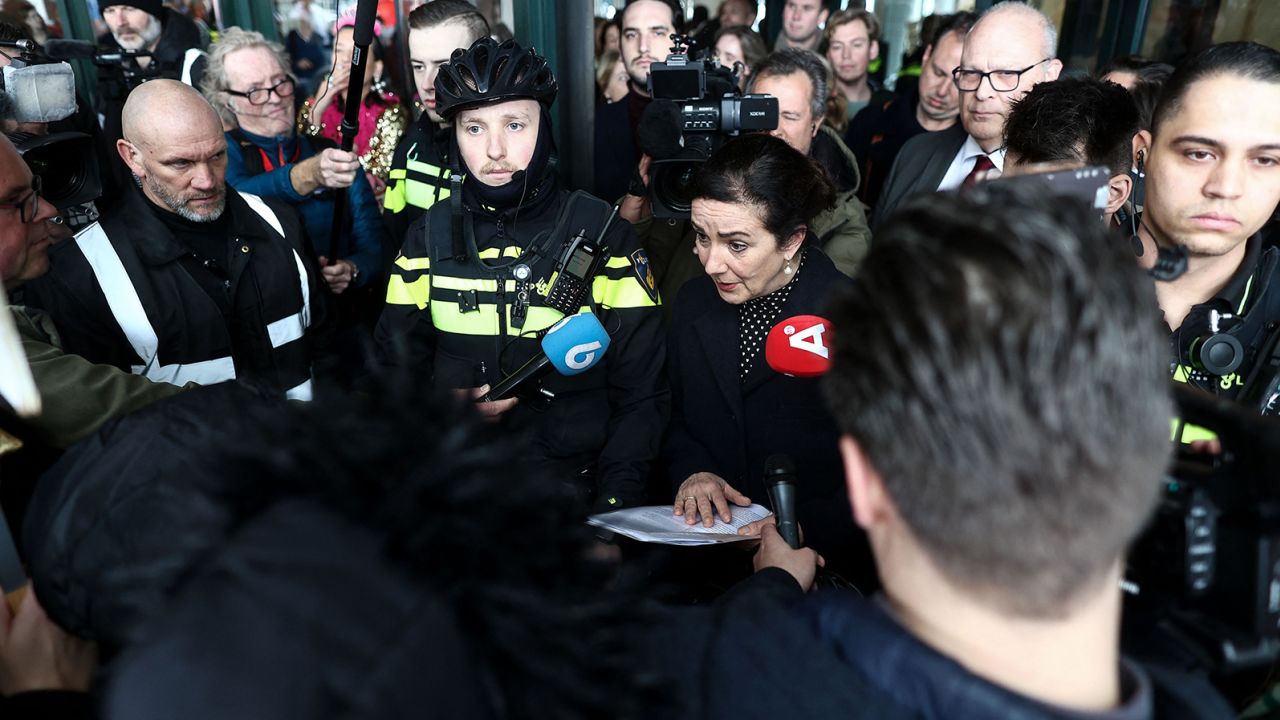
662, 133, 869, 583
375, 38, 666, 514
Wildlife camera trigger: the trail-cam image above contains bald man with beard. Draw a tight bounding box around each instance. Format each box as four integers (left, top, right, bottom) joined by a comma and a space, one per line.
23, 80, 327, 401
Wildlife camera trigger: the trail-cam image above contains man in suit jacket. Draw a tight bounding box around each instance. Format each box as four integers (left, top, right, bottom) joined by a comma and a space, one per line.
872, 1, 1062, 228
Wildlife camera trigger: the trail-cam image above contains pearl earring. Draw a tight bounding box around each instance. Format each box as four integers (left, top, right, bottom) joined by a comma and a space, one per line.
784, 259, 793, 275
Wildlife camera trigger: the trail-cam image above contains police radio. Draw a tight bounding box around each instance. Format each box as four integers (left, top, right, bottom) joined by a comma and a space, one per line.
545, 229, 603, 315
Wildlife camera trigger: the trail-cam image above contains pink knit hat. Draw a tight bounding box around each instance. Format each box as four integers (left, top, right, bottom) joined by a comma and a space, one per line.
334, 10, 385, 37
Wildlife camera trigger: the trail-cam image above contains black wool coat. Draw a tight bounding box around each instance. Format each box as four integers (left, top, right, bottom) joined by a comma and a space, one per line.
662, 248, 866, 574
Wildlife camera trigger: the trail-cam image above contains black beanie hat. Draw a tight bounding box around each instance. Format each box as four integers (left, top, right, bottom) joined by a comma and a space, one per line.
100, 0, 164, 20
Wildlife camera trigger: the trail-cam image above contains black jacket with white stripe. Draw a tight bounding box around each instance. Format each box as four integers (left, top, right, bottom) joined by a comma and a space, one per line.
23, 186, 327, 400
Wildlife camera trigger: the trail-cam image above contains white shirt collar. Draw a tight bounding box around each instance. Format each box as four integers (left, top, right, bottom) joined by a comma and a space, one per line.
962, 134, 1007, 171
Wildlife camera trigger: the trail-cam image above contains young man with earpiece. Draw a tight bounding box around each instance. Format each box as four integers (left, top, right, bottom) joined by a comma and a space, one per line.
1131, 42, 1280, 426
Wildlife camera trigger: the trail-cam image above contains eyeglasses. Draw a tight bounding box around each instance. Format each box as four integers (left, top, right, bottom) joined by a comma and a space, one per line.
0, 175, 42, 224
952, 58, 1051, 92
226, 77, 296, 106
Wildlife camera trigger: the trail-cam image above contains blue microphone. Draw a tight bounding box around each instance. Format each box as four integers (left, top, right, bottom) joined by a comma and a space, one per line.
483, 313, 610, 401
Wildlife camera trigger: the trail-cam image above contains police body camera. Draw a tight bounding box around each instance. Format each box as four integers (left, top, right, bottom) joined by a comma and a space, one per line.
643, 34, 778, 219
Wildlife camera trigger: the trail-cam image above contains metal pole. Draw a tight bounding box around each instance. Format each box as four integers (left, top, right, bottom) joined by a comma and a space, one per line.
328, 0, 378, 261
562, 0, 594, 191
394, 0, 415, 117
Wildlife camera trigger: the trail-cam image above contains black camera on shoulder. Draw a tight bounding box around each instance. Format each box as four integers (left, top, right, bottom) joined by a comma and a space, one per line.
643, 34, 778, 219
1125, 377, 1280, 679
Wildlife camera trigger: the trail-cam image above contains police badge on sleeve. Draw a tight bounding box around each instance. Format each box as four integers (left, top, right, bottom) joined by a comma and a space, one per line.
630, 249, 659, 304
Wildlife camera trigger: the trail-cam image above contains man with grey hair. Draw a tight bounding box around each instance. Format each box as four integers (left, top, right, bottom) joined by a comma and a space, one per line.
747, 49, 870, 277
873, 0, 1062, 226
205, 27, 382, 297
23, 80, 325, 401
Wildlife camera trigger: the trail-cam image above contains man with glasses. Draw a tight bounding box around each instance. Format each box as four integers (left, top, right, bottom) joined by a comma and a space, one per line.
873, 1, 1061, 226
204, 27, 383, 297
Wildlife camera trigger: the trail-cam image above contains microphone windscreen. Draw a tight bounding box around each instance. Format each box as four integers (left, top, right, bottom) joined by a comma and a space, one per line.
41, 39, 97, 61
1, 63, 77, 123
636, 100, 685, 161
352, 0, 379, 46
542, 313, 610, 376
765, 315, 833, 378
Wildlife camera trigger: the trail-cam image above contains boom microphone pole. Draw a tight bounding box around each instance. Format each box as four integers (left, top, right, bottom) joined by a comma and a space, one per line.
329, 0, 379, 263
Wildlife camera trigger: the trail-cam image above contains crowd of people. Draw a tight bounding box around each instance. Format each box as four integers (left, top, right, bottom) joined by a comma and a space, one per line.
1, 0, 1279, 717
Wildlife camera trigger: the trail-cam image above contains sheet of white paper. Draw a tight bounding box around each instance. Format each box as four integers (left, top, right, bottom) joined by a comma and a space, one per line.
587, 504, 773, 546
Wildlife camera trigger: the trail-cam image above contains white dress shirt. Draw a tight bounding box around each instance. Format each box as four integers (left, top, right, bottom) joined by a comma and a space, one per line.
937, 135, 1007, 191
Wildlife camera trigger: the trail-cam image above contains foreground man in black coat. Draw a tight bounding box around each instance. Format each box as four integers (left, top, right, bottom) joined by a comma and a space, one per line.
24, 381, 663, 720
669, 184, 1233, 719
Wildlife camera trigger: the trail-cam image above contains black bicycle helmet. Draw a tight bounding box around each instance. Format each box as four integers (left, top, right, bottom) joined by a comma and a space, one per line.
435, 37, 559, 121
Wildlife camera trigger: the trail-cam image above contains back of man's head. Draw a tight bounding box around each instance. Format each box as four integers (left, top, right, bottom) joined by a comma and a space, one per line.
823, 184, 1170, 619
1004, 76, 1139, 178
408, 0, 489, 43
1151, 41, 1280, 137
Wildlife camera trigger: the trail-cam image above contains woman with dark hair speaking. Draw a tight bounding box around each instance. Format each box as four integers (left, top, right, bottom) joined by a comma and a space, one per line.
663, 133, 868, 580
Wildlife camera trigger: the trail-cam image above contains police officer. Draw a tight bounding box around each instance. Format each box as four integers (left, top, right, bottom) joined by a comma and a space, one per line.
1131, 42, 1280, 427
382, 0, 491, 245
376, 38, 667, 512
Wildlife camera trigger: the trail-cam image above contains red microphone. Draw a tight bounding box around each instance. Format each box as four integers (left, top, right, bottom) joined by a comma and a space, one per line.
765, 315, 833, 378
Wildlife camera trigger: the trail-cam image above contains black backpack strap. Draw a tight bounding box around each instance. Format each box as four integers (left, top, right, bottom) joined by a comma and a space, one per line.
429, 203, 451, 271
449, 175, 466, 262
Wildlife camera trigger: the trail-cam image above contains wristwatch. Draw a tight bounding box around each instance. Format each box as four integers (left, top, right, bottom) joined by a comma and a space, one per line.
350, 262, 361, 283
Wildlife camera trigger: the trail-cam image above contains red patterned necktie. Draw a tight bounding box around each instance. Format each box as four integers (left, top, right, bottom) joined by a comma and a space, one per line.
962, 154, 996, 188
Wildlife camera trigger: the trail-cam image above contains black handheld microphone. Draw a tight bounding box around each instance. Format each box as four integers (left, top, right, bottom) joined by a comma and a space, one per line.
483, 354, 552, 402
764, 454, 800, 549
